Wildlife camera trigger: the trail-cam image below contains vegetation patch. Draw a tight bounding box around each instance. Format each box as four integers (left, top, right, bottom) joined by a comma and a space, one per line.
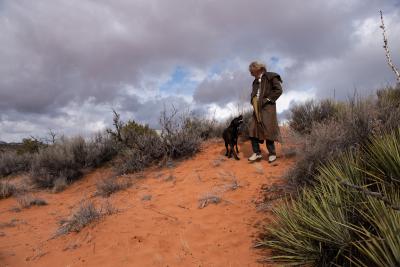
0, 181, 16, 199
259, 129, 400, 266
95, 176, 131, 197
56, 200, 116, 236
16, 194, 47, 209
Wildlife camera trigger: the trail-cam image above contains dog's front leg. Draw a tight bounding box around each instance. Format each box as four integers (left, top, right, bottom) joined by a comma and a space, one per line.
230, 143, 240, 160
224, 140, 229, 157
234, 138, 239, 154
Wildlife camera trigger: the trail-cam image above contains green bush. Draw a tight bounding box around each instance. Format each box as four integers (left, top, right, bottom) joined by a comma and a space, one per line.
260, 130, 400, 266
16, 138, 43, 154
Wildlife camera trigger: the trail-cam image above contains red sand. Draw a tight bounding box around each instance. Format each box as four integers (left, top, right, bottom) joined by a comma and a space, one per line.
0, 139, 296, 267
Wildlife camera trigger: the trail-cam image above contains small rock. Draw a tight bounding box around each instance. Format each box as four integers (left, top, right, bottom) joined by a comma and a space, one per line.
141, 195, 152, 201
166, 160, 174, 168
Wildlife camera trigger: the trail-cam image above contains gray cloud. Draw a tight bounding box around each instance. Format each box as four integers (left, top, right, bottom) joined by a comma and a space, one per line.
0, 0, 399, 141
194, 71, 250, 105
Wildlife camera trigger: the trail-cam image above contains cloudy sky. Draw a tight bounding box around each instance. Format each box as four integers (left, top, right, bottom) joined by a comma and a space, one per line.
1, 0, 400, 142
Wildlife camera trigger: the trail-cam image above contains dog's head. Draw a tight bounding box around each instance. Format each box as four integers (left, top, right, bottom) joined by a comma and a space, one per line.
230, 115, 243, 128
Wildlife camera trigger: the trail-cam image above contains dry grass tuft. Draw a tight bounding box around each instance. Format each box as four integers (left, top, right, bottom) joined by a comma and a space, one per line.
16, 194, 47, 209
95, 176, 131, 197
0, 181, 16, 199
55, 200, 116, 236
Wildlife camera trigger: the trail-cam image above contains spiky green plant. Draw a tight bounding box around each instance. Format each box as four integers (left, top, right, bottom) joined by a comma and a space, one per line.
350, 196, 400, 267
260, 130, 400, 266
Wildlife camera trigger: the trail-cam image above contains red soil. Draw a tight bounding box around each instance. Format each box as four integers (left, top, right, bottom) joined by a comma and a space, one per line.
0, 138, 296, 267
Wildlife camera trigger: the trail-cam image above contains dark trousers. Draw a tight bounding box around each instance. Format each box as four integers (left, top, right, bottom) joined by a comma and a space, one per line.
250, 137, 276, 155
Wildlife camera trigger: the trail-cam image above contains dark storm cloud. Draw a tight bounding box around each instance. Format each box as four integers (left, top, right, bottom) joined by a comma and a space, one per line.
0, 0, 399, 141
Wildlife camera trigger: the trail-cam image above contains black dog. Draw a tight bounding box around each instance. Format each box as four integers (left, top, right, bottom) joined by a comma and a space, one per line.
223, 115, 243, 160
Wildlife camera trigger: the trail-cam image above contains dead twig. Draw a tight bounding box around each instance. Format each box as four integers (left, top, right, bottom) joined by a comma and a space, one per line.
198, 194, 222, 209
143, 206, 178, 221
336, 176, 400, 211
380, 10, 400, 83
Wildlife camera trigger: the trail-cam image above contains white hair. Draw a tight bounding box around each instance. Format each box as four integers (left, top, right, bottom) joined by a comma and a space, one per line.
249, 61, 267, 72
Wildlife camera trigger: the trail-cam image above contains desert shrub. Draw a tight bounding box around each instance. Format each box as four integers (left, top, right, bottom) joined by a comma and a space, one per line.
1, 132, 117, 181
85, 133, 118, 168
16, 138, 43, 154
183, 116, 223, 139
70, 136, 87, 166
162, 130, 201, 159
106, 110, 165, 174
106, 109, 124, 143
30, 133, 117, 190
288, 97, 381, 186
260, 130, 400, 266
121, 120, 158, 145
56, 201, 101, 235
30, 142, 83, 189
0, 151, 31, 177
95, 176, 131, 197
0, 181, 16, 199
106, 110, 159, 145
17, 194, 47, 208
344, 96, 380, 141
116, 149, 151, 175
159, 108, 202, 160
376, 86, 400, 132
289, 99, 342, 135
114, 132, 164, 175
125, 132, 164, 160
112, 107, 219, 175
52, 177, 68, 193
56, 200, 116, 236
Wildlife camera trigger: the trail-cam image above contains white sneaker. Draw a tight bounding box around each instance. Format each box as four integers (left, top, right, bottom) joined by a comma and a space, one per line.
268, 154, 277, 163
248, 153, 262, 162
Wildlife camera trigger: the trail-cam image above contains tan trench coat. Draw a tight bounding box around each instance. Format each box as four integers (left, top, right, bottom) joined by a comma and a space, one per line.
248, 72, 283, 142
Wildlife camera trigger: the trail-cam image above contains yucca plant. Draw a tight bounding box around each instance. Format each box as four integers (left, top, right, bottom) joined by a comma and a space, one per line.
366, 129, 400, 185
260, 153, 361, 265
350, 196, 400, 267
260, 130, 400, 266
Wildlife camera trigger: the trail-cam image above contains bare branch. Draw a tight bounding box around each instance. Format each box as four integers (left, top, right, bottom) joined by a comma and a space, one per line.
106, 109, 124, 143
48, 129, 57, 144
335, 176, 400, 211
380, 10, 400, 83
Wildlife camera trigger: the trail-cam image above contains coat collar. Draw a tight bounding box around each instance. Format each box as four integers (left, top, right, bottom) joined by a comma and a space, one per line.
253, 72, 267, 84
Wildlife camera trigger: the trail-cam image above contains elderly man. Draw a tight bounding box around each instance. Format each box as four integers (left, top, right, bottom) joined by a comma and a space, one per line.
248, 61, 283, 163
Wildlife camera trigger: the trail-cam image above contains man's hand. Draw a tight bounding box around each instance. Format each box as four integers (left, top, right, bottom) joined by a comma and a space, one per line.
263, 98, 275, 106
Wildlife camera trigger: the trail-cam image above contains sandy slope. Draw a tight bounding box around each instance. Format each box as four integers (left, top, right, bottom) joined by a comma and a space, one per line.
0, 138, 296, 267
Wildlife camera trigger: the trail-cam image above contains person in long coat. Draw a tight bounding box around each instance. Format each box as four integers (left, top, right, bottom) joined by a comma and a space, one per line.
247, 61, 283, 163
